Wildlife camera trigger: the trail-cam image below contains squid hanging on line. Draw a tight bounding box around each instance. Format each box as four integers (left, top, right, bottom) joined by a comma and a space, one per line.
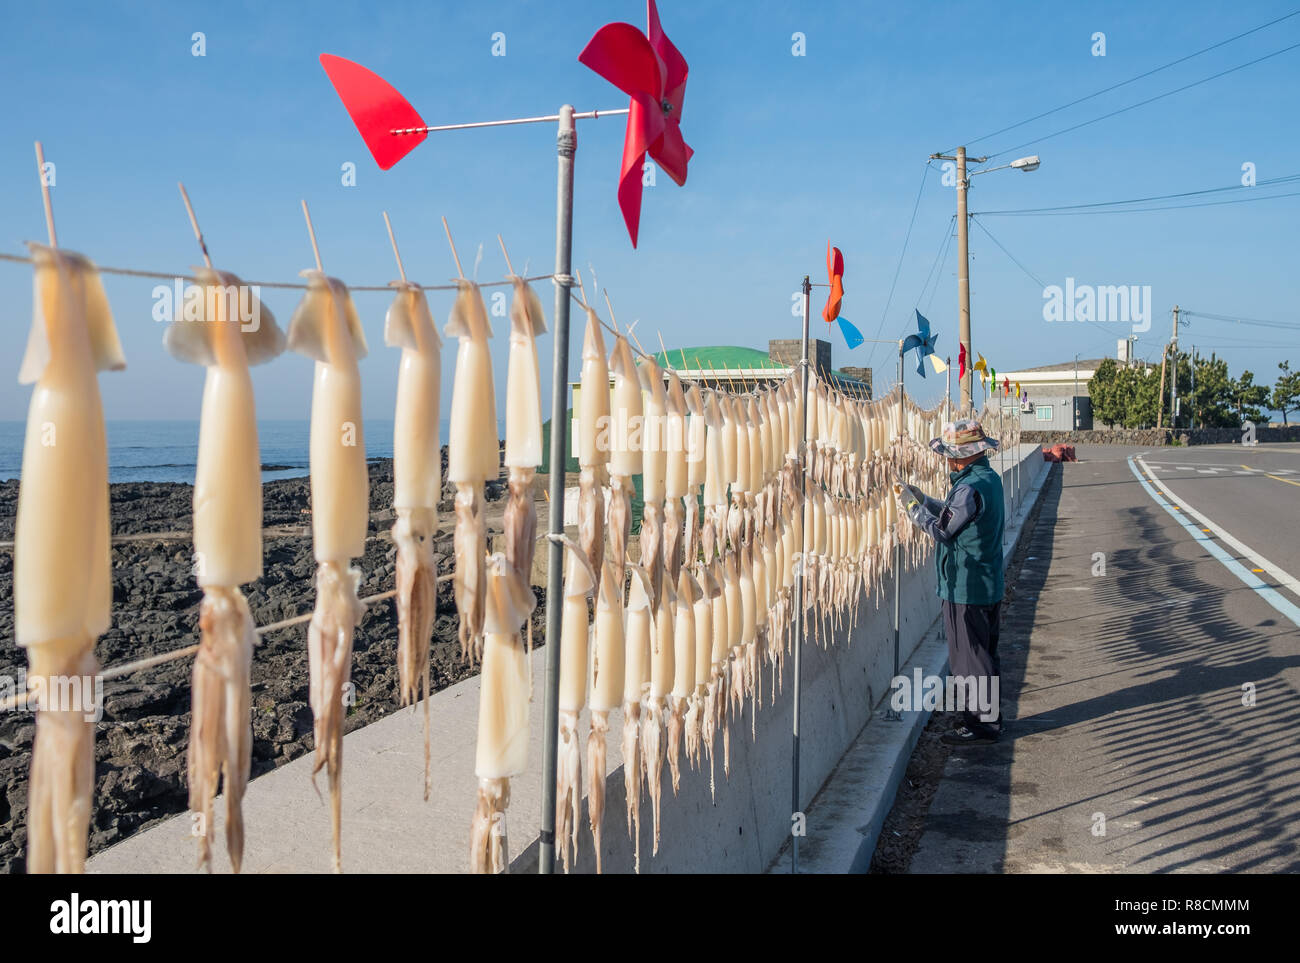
606, 334, 646, 845
446, 280, 499, 663
555, 537, 596, 873
384, 277, 442, 800
469, 270, 544, 874
469, 552, 536, 873
622, 564, 654, 871
15, 244, 124, 874
288, 267, 369, 874
166, 265, 284, 872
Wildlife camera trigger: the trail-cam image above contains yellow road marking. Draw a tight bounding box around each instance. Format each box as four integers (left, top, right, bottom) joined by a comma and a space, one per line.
1242, 463, 1300, 488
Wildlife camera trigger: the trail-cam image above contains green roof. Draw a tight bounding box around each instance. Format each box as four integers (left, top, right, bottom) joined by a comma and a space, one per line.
651, 344, 869, 387
651, 345, 785, 371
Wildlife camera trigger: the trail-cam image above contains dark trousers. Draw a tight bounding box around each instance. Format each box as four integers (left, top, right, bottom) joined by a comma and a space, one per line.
941, 600, 1001, 734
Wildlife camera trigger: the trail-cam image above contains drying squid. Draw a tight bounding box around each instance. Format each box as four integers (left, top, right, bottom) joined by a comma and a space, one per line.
669, 566, 700, 789
288, 269, 369, 874
502, 275, 544, 618
588, 559, 623, 872
384, 280, 441, 799
644, 571, 675, 854
15, 245, 124, 874
447, 280, 499, 662
166, 266, 284, 872
662, 371, 689, 588
576, 308, 617, 862
638, 355, 668, 609
470, 552, 536, 873
556, 540, 597, 873
577, 307, 609, 582
606, 336, 641, 584
622, 565, 654, 870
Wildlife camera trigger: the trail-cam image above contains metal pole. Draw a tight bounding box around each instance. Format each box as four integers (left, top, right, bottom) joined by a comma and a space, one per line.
1170, 304, 1180, 431
945, 356, 952, 427
1073, 354, 1079, 431
1190, 345, 1197, 429
539, 104, 576, 875
956, 147, 972, 411
883, 340, 903, 723
791, 274, 812, 873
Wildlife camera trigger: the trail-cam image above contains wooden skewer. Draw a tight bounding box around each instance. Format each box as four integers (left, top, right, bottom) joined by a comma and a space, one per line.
177, 182, 213, 268
496, 233, 516, 279
602, 288, 618, 330
301, 200, 323, 272
441, 216, 464, 279
33, 141, 56, 248
574, 269, 588, 308
382, 211, 407, 283
657, 330, 671, 370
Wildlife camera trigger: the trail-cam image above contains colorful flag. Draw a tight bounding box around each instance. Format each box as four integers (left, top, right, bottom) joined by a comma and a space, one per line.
958, 343, 967, 380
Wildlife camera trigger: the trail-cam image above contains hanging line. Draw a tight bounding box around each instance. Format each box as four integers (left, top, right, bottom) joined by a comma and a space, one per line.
0, 252, 554, 292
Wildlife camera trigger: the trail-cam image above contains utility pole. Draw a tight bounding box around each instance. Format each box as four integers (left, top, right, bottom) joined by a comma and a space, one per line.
1190, 344, 1197, 429
930, 147, 985, 411
1156, 343, 1168, 430
1170, 304, 1180, 431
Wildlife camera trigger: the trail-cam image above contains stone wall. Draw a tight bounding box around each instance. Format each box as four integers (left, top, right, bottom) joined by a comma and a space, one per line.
1023, 426, 1300, 446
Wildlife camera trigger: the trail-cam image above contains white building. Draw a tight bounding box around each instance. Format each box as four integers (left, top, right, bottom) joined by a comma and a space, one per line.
1000, 341, 1155, 431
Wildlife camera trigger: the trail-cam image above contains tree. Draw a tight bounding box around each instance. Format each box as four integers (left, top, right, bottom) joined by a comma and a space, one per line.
1271, 360, 1300, 425
1230, 369, 1270, 425
1189, 353, 1234, 428
1128, 364, 1161, 428
1088, 358, 1122, 427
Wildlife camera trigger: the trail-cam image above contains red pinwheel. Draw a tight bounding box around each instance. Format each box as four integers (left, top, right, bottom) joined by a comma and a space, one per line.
822, 243, 844, 324
958, 343, 967, 381
579, 0, 693, 247
319, 54, 428, 170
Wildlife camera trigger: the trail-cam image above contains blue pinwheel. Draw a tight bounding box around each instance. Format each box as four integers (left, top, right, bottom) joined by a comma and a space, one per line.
900, 309, 940, 377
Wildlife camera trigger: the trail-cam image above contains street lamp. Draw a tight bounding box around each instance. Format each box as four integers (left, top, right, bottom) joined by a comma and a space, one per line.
928, 148, 1042, 410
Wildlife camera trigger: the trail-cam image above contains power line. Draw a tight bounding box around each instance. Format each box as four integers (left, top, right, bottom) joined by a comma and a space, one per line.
915, 214, 956, 310
975, 173, 1300, 216
866, 162, 932, 366
979, 188, 1300, 217
1181, 309, 1300, 331
950, 9, 1300, 151
985, 39, 1300, 159
969, 216, 1124, 348
924, 223, 955, 314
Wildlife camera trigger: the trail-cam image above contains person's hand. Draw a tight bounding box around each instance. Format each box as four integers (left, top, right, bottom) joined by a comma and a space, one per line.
894, 483, 918, 513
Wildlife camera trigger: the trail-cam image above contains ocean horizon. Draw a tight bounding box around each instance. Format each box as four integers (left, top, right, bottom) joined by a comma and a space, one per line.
0, 419, 467, 485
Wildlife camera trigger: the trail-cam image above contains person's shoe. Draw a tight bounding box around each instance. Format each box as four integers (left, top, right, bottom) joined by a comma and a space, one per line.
942, 725, 997, 747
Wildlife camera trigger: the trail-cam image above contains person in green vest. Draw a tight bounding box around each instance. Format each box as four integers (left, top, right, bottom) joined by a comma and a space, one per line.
897, 418, 1005, 746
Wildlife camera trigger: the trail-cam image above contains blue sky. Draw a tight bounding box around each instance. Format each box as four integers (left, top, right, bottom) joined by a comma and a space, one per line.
1, 0, 1297, 422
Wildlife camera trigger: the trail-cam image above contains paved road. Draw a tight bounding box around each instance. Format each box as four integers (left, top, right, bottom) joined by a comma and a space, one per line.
910, 443, 1300, 873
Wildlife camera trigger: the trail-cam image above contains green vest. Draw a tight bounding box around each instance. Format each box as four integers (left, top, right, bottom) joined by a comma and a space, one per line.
935, 456, 1005, 606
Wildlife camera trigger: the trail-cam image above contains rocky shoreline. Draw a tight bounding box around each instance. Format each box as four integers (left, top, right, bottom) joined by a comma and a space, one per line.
0, 456, 543, 874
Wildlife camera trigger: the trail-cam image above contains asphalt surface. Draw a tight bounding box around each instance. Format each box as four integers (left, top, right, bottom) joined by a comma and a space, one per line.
909, 443, 1300, 873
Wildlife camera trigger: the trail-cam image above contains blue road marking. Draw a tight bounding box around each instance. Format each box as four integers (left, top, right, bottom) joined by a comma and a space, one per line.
1127, 456, 1300, 630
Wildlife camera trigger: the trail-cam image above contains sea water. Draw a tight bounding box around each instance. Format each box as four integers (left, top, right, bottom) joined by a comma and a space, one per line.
0, 419, 451, 484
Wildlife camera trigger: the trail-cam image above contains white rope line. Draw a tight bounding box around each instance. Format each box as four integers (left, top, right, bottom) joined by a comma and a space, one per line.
0, 578, 455, 714
0, 252, 554, 292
